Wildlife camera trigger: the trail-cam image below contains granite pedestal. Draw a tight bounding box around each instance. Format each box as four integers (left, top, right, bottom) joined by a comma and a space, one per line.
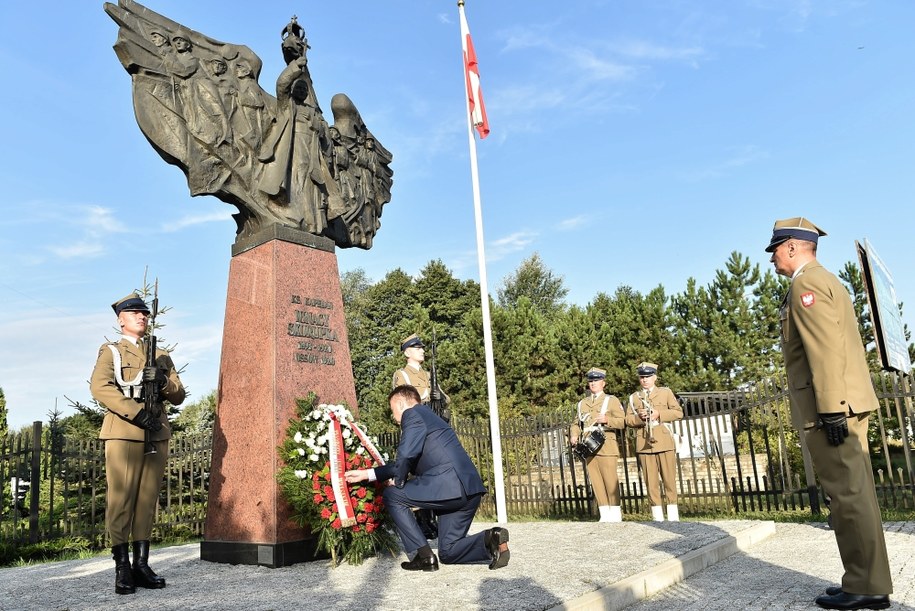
201, 225, 358, 567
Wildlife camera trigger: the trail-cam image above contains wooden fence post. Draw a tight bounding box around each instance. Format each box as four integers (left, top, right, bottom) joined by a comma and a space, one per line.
29, 421, 42, 544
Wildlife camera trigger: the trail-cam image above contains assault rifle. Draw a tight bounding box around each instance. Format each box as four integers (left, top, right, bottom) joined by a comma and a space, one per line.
427, 328, 450, 422
142, 281, 160, 456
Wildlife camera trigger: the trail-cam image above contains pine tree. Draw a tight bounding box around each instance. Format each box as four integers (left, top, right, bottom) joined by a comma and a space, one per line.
414, 260, 480, 337
0, 386, 8, 439
839, 261, 879, 371
497, 252, 569, 318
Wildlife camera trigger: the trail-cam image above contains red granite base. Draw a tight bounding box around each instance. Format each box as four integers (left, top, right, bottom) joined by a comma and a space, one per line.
202, 227, 358, 566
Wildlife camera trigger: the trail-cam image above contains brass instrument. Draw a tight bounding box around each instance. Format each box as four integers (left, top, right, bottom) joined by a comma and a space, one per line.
630, 390, 656, 446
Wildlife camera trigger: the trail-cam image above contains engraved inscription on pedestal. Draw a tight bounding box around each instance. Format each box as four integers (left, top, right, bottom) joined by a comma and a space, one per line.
288, 295, 338, 366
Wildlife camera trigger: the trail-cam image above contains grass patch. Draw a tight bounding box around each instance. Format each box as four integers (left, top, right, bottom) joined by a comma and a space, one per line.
0, 534, 204, 568
0, 536, 95, 568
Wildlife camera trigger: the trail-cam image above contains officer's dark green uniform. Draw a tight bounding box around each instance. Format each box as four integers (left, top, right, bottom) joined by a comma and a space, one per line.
767, 217, 891, 609
624, 362, 683, 522
90, 293, 185, 595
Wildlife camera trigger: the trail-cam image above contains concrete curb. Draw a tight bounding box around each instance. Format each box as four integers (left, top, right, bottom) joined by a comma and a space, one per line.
550, 521, 777, 611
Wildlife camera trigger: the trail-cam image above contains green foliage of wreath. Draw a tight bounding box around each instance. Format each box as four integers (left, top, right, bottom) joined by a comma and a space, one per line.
277, 394, 399, 566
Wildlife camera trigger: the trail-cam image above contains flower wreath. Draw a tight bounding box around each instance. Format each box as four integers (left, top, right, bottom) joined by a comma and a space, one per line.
277, 395, 399, 566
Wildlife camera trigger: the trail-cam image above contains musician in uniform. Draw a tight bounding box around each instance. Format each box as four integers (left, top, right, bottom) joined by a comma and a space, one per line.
90, 293, 185, 595
766, 217, 891, 610
570, 367, 626, 522
624, 362, 683, 522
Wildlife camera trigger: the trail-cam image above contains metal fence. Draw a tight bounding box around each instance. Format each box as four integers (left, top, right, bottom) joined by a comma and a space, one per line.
2, 371, 913, 550
456, 371, 914, 520
1, 425, 210, 549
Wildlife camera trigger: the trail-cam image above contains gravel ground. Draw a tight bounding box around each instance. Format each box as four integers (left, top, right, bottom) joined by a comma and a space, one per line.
1, 520, 911, 611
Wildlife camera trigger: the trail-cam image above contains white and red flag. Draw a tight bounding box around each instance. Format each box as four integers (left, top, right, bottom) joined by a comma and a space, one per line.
460, 4, 490, 139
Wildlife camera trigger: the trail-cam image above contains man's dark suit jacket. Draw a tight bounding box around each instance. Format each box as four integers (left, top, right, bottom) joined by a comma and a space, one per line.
375, 404, 485, 502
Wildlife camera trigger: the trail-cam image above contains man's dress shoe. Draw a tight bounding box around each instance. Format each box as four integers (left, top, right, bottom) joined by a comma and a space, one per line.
401, 553, 439, 572
486, 527, 510, 570
815, 591, 891, 610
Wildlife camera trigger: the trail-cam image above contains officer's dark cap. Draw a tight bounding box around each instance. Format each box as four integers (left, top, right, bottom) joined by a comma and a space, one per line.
765, 217, 827, 253
400, 334, 424, 352
112, 293, 150, 316
585, 367, 606, 381
637, 362, 659, 376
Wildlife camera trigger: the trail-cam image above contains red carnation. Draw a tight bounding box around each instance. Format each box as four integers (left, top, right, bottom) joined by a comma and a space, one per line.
352, 525, 361, 533
356, 513, 367, 524
312, 478, 321, 491
365, 522, 375, 533
323, 485, 334, 497
321, 508, 332, 519
313, 494, 324, 504
331, 518, 342, 529
356, 487, 367, 499
362, 503, 373, 513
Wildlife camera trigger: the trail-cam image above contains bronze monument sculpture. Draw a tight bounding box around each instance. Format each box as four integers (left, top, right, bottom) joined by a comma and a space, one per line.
104, 1, 393, 566
104, 0, 393, 249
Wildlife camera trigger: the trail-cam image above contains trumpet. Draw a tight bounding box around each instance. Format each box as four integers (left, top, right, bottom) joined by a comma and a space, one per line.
630, 391, 656, 446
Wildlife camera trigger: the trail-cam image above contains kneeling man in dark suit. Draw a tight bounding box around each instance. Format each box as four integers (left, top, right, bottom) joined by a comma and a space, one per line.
345, 385, 509, 571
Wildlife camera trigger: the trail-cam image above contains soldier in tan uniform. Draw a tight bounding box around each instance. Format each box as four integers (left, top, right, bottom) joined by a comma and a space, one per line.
766, 217, 891, 610
570, 368, 626, 522
392, 333, 450, 411
392, 333, 450, 539
625, 362, 683, 522
90, 293, 185, 595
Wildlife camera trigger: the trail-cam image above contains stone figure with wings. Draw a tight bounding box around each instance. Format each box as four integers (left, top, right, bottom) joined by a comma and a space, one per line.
104, 0, 393, 249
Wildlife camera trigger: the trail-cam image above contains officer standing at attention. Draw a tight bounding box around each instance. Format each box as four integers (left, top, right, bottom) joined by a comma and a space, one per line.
569, 367, 626, 522
766, 217, 891, 611
90, 293, 185, 595
625, 362, 683, 522
392, 333, 450, 539
392, 333, 450, 411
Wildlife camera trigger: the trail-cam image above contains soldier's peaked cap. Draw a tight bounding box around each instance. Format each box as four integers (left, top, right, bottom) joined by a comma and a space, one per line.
586, 367, 606, 381
112, 293, 150, 315
765, 217, 827, 253
637, 362, 659, 376
400, 334, 424, 351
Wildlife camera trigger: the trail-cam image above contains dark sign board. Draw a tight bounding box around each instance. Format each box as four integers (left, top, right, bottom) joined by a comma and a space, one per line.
856, 239, 911, 373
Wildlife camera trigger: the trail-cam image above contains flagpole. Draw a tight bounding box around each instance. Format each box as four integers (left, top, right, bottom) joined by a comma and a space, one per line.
458, 0, 507, 524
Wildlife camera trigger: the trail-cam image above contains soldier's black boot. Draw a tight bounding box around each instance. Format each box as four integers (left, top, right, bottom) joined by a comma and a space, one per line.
112, 543, 136, 595
131, 540, 166, 589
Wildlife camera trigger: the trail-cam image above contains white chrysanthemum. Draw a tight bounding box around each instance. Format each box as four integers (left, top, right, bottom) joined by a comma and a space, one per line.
355, 447, 365, 455
294, 431, 303, 443
297, 448, 305, 456
311, 409, 322, 420
294, 469, 308, 479
342, 428, 351, 439
308, 454, 319, 462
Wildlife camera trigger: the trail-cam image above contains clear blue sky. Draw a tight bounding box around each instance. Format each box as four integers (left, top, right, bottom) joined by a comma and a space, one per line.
2, 1, 914, 429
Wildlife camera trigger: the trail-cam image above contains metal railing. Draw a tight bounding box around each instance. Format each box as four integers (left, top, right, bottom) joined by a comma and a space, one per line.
2, 371, 912, 550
